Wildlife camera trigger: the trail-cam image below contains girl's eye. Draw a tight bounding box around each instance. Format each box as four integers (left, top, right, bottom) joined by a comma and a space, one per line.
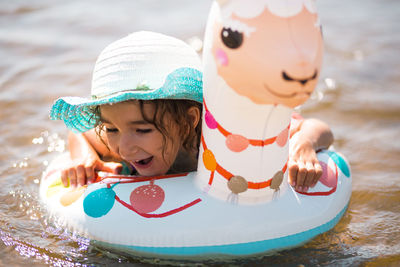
221, 28, 243, 49
105, 127, 118, 133
136, 129, 153, 134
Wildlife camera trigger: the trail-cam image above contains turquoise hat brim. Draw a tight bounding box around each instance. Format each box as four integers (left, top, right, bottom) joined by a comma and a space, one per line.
50, 67, 203, 133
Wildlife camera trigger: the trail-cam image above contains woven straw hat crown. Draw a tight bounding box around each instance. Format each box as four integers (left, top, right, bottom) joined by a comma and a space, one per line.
91, 31, 201, 99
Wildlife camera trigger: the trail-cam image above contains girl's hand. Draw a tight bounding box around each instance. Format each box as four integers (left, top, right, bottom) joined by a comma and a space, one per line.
288, 118, 334, 193
60, 155, 122, 188
288, 139, 323, 192
61, 130, 122, 187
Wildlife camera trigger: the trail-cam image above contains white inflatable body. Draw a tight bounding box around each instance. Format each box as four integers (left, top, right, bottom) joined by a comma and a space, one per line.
40, 0, 352, 259
40, 146, 351, 258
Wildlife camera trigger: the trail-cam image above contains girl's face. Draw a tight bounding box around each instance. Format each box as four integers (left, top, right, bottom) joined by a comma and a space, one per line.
100, 101, 181, 176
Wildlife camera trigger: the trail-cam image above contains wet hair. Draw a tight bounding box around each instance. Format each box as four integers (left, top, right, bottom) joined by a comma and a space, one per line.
90, 99, 202, 163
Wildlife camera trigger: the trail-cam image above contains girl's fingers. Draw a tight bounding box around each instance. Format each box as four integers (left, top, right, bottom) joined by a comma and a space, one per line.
295, 162, 307, 192
288, 160, 299, 187
303, 162, 316, 190
68, 168, 77, 187
312, 162, 323, 187
76, 165, 86, 186
61, 169, 69, 187
85, 166, 95, 183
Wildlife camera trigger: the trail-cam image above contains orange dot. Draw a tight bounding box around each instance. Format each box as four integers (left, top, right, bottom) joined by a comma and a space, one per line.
203, 149, 217, 171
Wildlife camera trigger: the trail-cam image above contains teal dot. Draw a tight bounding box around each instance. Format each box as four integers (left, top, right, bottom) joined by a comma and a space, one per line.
327, 151, 351, 178
83, 187, 116, 218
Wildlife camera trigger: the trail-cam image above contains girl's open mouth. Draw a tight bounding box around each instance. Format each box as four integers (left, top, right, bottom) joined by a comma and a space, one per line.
132, 156, 153, 169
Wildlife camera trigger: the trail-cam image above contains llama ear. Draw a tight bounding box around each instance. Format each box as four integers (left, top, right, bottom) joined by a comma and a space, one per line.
216, 0, 229, 6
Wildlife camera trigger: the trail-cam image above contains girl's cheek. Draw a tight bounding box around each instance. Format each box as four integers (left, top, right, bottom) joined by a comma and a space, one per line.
215, 48, 229, 66
105, 134, 118, 153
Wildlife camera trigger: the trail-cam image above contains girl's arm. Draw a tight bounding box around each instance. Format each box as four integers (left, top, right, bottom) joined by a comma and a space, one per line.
288, 118, 334, 192
60, 129, 122, 187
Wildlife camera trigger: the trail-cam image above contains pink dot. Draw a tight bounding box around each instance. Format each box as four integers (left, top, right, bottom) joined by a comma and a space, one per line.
226, 134, 249, 152
215, 48, 229, 66
276, 127, 289, 147
319, 161, 337, 188
205, 111, 218, 129
130, 183, 165, 213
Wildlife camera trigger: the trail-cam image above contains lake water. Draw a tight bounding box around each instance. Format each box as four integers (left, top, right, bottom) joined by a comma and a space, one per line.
1, 0, 399, 266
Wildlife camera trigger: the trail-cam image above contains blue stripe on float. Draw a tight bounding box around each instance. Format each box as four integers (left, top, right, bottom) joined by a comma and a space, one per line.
110, 204, 349, 257
326, 151, 351, 178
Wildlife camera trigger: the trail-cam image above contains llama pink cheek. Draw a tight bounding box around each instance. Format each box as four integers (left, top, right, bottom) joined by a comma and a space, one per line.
215, 48, 229, 66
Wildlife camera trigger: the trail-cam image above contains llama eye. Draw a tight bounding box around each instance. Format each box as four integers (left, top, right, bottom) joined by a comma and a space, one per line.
220, 28, 243, 49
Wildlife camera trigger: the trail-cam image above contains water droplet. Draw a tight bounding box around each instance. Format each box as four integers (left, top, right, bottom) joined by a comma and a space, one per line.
324, 78, 337, 90
32, 136, 44, 144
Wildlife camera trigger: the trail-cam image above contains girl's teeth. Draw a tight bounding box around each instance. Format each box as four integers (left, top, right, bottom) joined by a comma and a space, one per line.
135, 157, 152, 165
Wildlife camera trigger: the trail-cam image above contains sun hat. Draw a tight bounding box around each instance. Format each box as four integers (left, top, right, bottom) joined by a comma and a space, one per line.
50, 31, 203, 133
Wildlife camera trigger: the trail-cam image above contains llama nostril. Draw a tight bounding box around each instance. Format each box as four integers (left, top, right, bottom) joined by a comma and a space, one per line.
300, 70, 318, 85
299, 79, 308, 85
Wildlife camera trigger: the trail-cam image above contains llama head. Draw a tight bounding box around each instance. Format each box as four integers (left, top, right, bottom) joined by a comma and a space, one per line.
206, 0, 323, 108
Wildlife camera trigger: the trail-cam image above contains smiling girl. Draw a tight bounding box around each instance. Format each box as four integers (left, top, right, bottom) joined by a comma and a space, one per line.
51, 31, 202, 186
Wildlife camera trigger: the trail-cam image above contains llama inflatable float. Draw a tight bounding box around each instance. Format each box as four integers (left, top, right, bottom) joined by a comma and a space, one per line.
40, 0, 352, 259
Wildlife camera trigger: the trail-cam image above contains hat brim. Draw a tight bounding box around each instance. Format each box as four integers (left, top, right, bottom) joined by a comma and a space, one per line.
50, 67, 203, 133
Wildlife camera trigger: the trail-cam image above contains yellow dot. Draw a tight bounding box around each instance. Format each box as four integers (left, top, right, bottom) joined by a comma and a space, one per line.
203, 149, 217, 171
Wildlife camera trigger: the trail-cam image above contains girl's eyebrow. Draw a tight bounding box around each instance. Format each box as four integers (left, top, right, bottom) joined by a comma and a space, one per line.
129, 120, 151, 125
101, 118, 150, 125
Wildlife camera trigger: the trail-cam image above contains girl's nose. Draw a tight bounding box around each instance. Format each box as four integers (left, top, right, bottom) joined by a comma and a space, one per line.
119, 134, 139, 159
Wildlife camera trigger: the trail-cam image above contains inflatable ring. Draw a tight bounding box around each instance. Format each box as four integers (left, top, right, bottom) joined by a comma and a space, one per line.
40, 0, 352, 260
40, 144, 351, 259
